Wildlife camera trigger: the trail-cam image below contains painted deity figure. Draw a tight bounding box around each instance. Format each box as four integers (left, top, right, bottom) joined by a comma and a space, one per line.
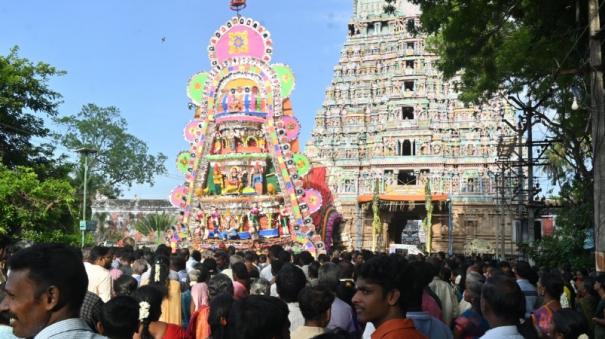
233, 87, 244, 111
211, 207, 221, 237
250, 86, 258, 111
243, 87, 252, 112
228, 88, 237, 111
210, 164, 224, 195
224, 167, 242, 194
279, 208, 290, 236
213, 137, 223, 154
251, 164, 264, 195
257, 136, 266, 151
220, 88, 230, 113
249, 203, 261, 231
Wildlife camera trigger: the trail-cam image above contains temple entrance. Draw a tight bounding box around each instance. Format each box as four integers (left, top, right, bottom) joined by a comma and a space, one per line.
387, 210, 422, 245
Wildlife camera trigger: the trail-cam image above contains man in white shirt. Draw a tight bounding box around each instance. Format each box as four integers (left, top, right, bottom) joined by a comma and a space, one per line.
479, 275, 525, 339
260, 245, 284, 282
0, 244, 106, 338
318, 262, 357, 333
84, 246, 113, 302
276, 264, 307, 332
186, 250, 201, 273
428, 258, 459, 326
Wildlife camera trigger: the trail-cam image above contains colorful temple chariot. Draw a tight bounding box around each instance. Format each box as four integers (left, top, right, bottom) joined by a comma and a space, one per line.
170, 13, 327, 253
306, 0, 518, 255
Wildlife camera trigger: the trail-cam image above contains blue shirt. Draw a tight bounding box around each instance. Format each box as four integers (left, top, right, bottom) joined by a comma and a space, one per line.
406, 311, 453, 339
516, 279, 537, 319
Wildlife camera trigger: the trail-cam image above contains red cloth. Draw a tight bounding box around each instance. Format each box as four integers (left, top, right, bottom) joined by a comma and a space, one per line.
303, 167, 334, 226
163, 323, 189, 339
371, 318, 427, 339
187, 305, 210, 339
233, 281, 248, 300
422, 290, 444, 322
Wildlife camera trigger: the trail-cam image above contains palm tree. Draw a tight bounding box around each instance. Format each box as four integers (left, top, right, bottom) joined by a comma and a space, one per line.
135, 213, 176, 244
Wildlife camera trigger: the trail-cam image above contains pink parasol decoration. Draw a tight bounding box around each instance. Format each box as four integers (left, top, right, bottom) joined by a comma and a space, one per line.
279, 116, 300, 142
183, 120, 203, 143
169, 185, 188, 208
303, 189, 323, 214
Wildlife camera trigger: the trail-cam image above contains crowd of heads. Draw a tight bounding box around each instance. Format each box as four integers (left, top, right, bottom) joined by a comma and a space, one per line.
0, 239, 598, 339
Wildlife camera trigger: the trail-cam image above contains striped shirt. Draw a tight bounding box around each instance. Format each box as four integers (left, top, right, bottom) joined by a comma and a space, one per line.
34, 318, 106, 339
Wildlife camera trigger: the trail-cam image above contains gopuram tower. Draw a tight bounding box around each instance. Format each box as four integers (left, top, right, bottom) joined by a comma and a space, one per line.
306, 0, 517, 255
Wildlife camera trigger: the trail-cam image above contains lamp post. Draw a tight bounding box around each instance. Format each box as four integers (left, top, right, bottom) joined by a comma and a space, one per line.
76, 147, 97, 248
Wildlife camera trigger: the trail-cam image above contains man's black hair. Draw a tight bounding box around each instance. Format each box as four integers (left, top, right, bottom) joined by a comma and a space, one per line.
170, 254, 186, 271
8, 244, 88, 314
232, 262, 249, 281
277, 250, 291, 263
298, 286, 335, 321
308, 261, 320, 279
514, 261, 532, 280
271, 259, 285, 277
89, 246, 110, 263
226, 295, 290, 339
208, 293, 234, 339
154, 244, 171, 258
114, 275, 138, 297
338, 261, 355, 279
191, 250, 202, 262
540, 272, 564, 300
268, 245, 283, 259
244, 250, 257, 262
276, 264, 307, 303
317, 254, 329, 264
318, 262, 341, 293
357, 255, 411, 312
340, 251, 352, 263
298, 251, 314, 266
99, 295, 139, 339
481, 275, 525, 324
203, 257, 218, 276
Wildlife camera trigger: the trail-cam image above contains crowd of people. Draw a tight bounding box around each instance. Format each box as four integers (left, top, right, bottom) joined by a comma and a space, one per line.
0, 241, 598, 339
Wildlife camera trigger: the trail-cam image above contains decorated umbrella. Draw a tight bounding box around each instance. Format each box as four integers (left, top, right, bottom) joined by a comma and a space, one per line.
183, 120, 203, 143
303, 189, 323, 214
176, 151, 192, 175
187, 72, 209, 106
279, 116, 300, 142
169, 186, 188, 208
271, 64, 295, 98
292, 153, 311, 177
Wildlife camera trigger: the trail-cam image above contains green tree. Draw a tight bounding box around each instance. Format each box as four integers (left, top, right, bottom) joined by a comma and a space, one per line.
135, 213, 176, 244
407, 0, 591, 183
0, 46, 68, 177
405, 0, 594, 267
55, 104, 168, 198
0, 164, 77, 241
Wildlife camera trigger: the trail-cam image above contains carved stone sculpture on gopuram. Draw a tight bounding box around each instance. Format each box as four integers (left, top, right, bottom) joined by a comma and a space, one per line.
305, 0, 516, 254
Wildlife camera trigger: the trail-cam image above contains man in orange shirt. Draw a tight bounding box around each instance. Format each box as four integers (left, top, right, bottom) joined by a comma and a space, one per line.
352, 255, 426, 339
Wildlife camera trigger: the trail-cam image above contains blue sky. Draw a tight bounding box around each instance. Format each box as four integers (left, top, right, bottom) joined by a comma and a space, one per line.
0, 0, 352, 199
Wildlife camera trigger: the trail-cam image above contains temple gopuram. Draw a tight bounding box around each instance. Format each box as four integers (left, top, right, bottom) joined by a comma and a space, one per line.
305, 0, 518, 255
170, 6, 329, 254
